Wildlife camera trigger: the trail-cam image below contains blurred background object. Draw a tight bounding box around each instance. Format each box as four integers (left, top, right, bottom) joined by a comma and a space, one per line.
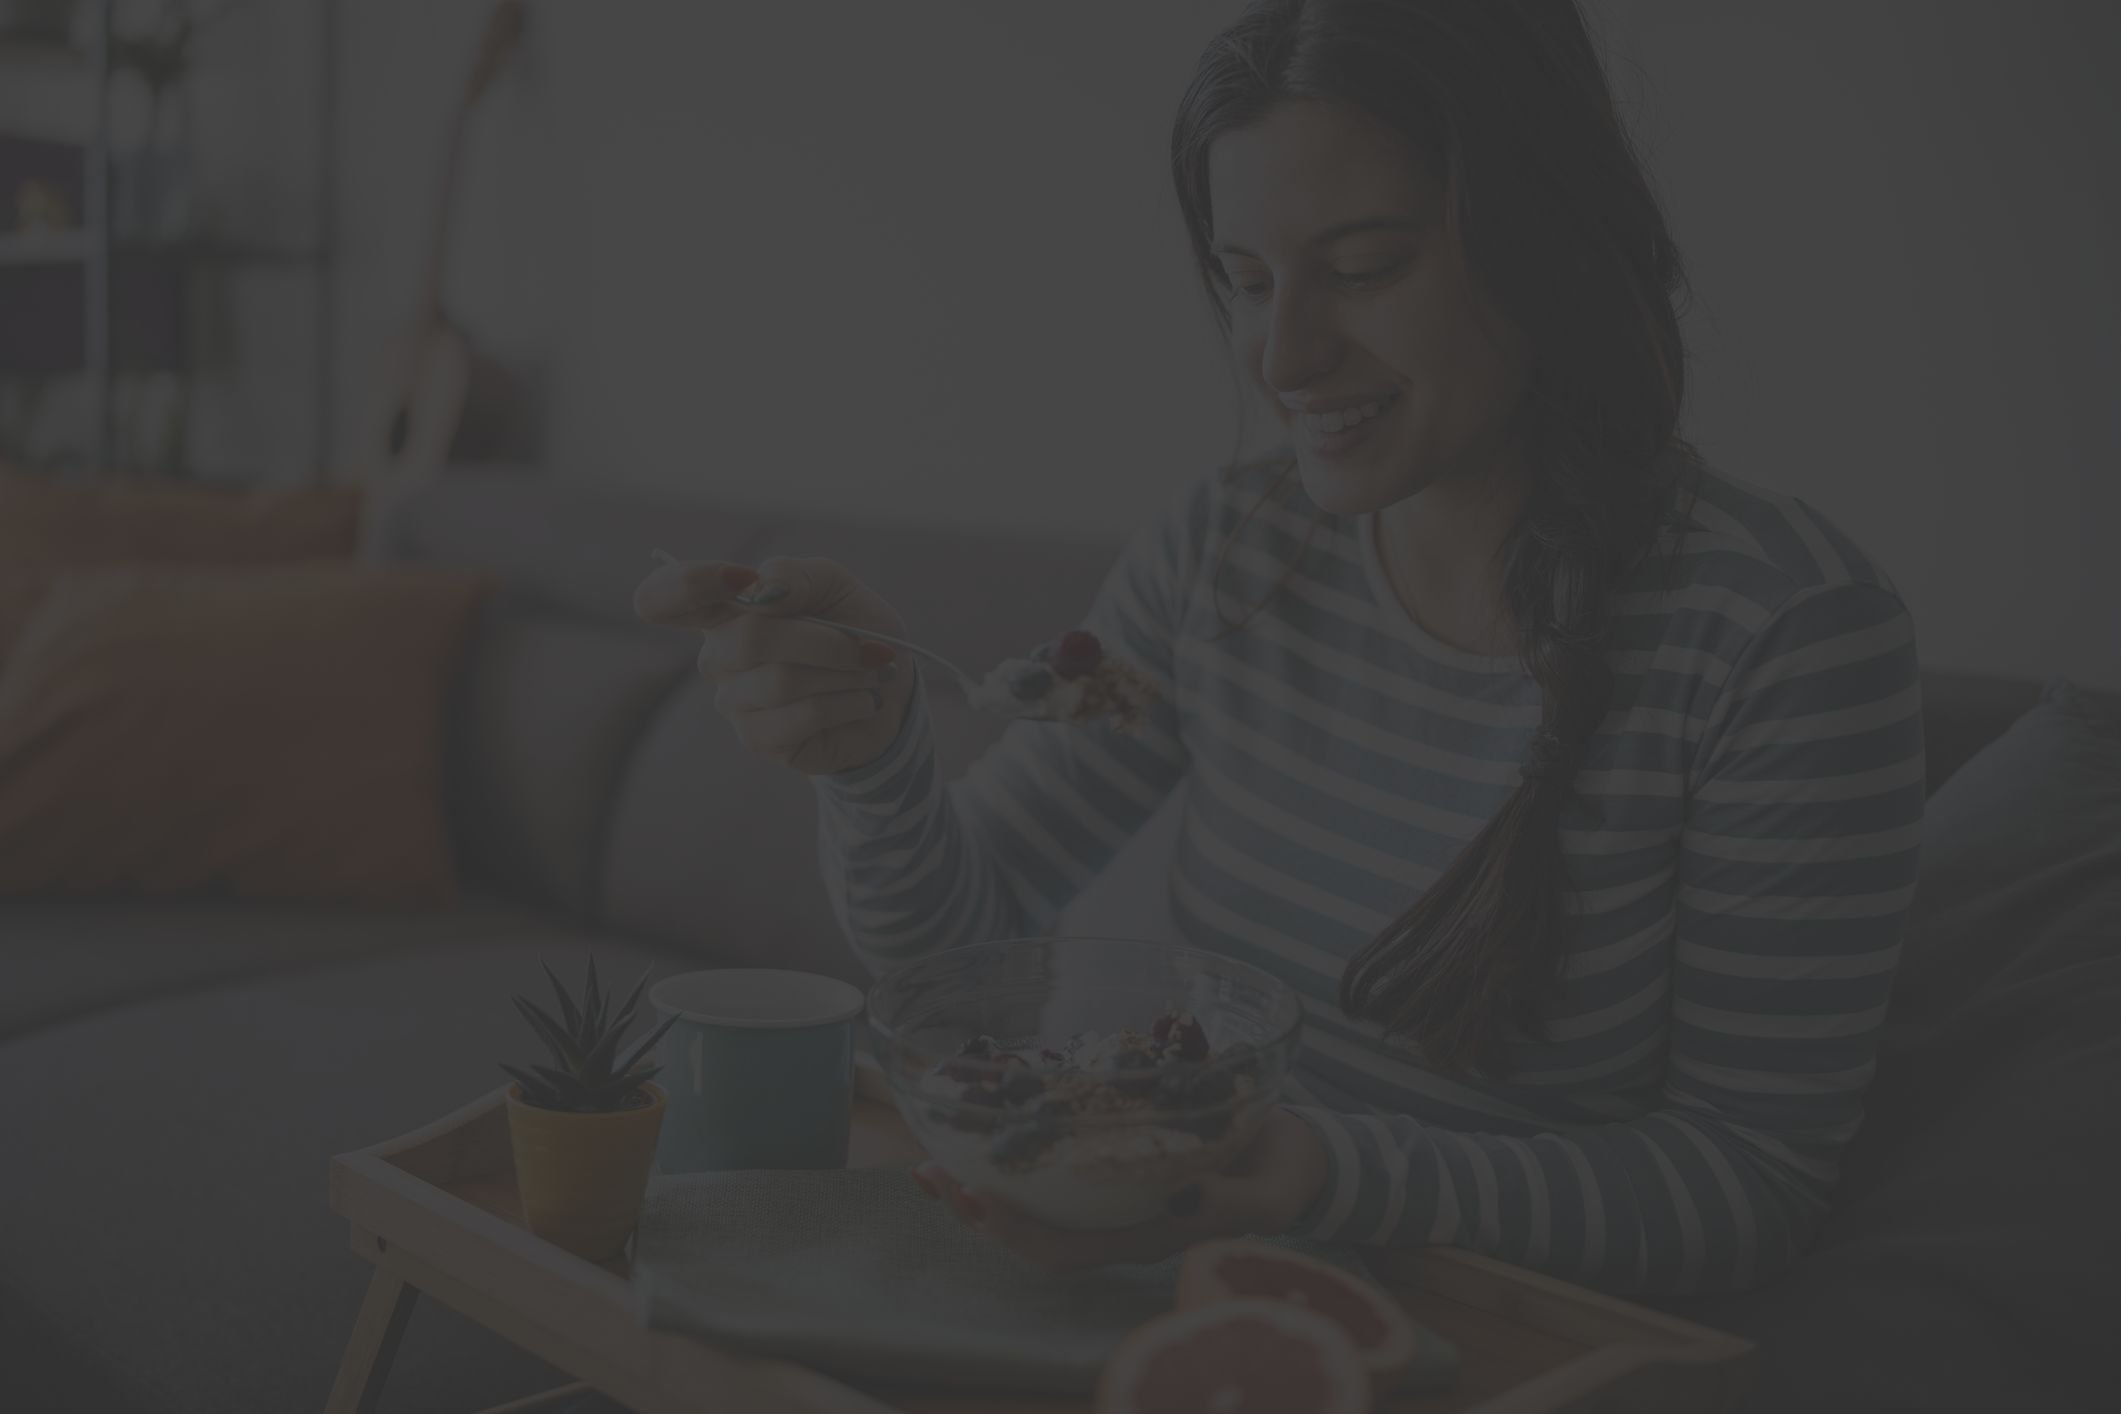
0, 0, 331, 481
361, 0, 529, 491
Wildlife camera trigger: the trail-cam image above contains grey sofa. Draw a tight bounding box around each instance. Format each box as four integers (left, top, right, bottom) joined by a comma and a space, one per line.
2, 473, 2113, 1414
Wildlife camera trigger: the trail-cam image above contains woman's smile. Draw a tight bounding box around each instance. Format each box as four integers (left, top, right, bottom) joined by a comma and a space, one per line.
1289, 389, 1403, 458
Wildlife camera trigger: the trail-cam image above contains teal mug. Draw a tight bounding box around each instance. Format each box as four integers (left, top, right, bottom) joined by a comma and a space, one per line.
649, 968, 867, 1173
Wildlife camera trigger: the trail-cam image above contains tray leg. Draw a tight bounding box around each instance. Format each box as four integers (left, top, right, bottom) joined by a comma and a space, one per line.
325, 1267, 420, 1414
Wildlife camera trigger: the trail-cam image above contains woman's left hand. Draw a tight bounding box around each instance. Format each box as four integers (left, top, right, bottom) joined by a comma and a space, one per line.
912, 1106, 1331, 1268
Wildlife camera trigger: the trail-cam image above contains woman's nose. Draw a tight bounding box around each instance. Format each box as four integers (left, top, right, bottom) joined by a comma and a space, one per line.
1258, 286, 1342, 396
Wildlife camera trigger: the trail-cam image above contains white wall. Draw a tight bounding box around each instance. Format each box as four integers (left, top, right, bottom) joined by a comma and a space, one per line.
1597, 0, 2121, 687
328, 0, 1249, 540
324, 1, 2119, 688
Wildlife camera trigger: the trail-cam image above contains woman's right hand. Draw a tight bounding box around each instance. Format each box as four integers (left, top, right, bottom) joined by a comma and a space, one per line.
634, 555, 917, 776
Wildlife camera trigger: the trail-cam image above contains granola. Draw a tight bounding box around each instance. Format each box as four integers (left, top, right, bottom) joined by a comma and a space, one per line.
922, 1008, 1259, 1178
970, 629, 1161, 732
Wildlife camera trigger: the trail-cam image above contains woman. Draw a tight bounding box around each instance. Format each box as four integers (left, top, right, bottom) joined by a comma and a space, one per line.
635, 0, 1923, 1295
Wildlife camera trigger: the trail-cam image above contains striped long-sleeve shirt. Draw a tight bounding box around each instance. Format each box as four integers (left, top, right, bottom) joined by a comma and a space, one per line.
816, 457, 1924, 1295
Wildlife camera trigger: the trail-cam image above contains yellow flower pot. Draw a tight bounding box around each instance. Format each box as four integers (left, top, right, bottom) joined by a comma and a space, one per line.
505, 1082, 667, 1263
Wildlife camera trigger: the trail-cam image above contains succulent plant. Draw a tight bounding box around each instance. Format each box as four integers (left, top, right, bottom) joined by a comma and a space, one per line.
502, 956, 679, 1113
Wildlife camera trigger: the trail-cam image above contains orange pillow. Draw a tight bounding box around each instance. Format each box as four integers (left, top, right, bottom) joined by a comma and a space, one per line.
0, 464, 363, 664
0, 563, 490, 906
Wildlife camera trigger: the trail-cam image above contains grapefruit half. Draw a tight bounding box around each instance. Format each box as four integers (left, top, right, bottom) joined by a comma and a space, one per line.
1177, 1238, 1418, 1397
1094, 1297, 1373, 1414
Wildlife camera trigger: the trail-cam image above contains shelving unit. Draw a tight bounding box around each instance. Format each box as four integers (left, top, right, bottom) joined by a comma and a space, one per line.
0, 0, 335, 479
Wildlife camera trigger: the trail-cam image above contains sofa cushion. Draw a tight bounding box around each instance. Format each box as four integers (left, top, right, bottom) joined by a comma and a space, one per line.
0, 464, 361, 665
0, 564, 489, 907
445, 604, 690, 915
1682, 678, 2121, 1414
0, 929, 698, 1414
595, 678, 873, 983
1885, 679, 2121, 1025
0, 893, 562, 1044
1915, 668, 2044, 793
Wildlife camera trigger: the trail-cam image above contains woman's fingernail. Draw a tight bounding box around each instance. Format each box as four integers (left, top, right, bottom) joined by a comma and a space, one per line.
735, 581, 788, 606
857, 641, 896, 669
1166, 1184, 1203, 1218
867, 688, 884, 712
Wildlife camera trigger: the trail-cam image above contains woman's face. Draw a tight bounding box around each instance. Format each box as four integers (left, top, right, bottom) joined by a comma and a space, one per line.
1208, 101, 1529, 515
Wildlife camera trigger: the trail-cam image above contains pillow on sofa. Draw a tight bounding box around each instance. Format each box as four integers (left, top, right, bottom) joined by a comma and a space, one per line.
445, 604, 691, 916
0, 564, 489, 906
0, 464, 362, 664
1702, 678, 2121, 1414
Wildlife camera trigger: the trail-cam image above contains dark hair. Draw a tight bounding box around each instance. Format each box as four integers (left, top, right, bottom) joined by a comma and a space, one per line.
1172, 0, 1700, 1076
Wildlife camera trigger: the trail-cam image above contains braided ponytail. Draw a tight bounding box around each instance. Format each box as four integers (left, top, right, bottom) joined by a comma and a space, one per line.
1173, 0, 1701, 1074
1339, 483, 1629, 1076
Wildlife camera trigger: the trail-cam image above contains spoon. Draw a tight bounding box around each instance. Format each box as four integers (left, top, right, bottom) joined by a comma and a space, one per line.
648, 550, 1048, 716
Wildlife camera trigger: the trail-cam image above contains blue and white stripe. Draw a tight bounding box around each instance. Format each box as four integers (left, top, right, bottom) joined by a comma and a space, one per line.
816, 458, 1923, 1295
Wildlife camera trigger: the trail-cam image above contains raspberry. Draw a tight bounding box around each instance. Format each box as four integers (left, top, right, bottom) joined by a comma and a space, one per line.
1152, 1009, 1210, 1062
1052, 629, 1103, 679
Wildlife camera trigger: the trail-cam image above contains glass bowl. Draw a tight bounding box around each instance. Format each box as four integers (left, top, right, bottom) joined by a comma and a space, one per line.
865, 936, 1305, 1230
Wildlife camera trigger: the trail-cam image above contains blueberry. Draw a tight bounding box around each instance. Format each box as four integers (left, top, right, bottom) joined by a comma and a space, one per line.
1174, 1109, 1233, 1140
1000, 1072, 1046, 1107
991, 1118, 1065, 1167
939, 1104, 990, 1133
1008, 666, 1055, 702
1152, 1062, 1235, 1112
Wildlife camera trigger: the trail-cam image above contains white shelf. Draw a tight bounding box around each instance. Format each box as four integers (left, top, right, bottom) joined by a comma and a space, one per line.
0, 231, 324, 267
0, 230, 89, 264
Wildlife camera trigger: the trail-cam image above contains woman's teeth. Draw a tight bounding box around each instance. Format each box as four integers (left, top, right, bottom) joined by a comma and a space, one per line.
1301, 395, 1397, 436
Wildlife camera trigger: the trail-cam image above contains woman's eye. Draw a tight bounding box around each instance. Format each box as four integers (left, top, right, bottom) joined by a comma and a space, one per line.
1220, 271, 1272, 304
1335, 260, 1406, 288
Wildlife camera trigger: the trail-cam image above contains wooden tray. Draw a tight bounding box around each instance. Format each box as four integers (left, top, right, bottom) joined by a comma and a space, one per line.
326, 1067, 1754, 1414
